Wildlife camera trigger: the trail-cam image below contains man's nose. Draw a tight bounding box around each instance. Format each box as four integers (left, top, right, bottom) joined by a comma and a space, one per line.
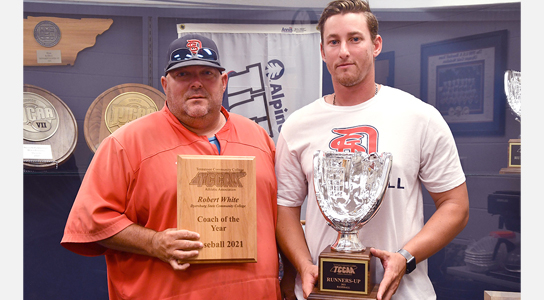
189, 76, 204, 88
339, 41, 350, 58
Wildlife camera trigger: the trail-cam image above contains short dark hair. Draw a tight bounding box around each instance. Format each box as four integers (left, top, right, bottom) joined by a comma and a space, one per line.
317, 0, 379, 42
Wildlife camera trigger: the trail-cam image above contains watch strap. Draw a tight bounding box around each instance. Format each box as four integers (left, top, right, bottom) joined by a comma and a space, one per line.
397, 248, 416, 274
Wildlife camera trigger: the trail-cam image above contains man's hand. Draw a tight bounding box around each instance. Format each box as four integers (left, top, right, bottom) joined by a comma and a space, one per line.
97, 225, 203, 271
300, 263, 319, 299
370, 248, 406, 300
150, 228, 203, 270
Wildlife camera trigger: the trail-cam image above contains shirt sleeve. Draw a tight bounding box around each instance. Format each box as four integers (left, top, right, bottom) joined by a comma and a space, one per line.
419, 107, 466, 193
60, 136, 135, 256
275, 133, 308, 207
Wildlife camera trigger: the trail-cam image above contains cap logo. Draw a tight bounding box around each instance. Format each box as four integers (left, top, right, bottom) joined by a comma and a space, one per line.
186, 39, 202, 55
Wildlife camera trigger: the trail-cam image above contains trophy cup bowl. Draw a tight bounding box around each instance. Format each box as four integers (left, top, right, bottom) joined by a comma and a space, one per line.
504, 70, 521, 122
313, 150, 393, 253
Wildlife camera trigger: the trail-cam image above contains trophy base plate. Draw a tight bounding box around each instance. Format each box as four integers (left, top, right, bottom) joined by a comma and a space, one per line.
315, 246, 375, 297
308, 284, 378, 299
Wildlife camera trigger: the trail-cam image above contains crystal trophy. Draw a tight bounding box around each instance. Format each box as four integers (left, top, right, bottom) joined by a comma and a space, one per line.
308, 150, 393, 299
500, 70, 521, 174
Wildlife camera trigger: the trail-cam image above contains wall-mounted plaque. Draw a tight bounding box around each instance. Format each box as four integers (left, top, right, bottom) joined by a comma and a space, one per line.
23, 91, 59, 142
23, 84, 78, 170
83, 83, 165, 152
24, 16, 113, 66
177, 155, 257, 264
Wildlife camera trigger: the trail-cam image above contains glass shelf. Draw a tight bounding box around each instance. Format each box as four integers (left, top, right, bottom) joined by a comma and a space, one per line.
465, 172, 520, 178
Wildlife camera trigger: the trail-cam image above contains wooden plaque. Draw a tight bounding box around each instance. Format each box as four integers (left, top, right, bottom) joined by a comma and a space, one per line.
24, 16, 113, 66
177, 155, 257, 263
83, 83, 165, 152
23, 84, 78, 170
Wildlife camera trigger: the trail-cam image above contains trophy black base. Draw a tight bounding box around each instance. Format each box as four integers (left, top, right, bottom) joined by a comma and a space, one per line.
309, 246, 375, 299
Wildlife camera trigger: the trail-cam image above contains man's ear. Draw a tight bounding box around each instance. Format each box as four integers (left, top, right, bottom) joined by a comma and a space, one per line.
221, 72, 229, 93
320, 43, 326, 62
161, 75, 168, 92
373, 35, 383, 58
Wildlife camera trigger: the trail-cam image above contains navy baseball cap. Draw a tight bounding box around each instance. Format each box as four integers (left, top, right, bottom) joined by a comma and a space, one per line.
164, 34, 225, 75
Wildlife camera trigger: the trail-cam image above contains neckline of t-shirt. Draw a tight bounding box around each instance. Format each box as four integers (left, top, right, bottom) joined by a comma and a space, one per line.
320, 86, 386, 110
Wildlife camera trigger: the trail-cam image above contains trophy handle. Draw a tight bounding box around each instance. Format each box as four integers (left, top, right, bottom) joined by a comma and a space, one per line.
357, 152, 393, 228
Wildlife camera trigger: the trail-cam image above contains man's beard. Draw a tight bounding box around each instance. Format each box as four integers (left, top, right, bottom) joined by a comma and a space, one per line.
336, 72, 364, 87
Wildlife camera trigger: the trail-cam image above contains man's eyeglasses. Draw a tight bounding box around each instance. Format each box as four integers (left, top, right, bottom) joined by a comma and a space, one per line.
170, 48, 219, 63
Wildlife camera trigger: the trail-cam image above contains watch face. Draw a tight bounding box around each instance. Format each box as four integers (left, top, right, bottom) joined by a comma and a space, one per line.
406, 257, 416, 274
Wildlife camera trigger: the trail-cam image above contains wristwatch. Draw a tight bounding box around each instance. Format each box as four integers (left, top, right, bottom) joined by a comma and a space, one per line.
397, 249, 416, 274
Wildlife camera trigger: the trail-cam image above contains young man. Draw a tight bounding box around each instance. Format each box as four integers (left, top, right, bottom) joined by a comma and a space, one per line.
275, 1, 469, 299
61, 34, 280, 299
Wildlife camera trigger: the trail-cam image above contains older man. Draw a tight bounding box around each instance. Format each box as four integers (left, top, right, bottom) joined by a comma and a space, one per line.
62, 34, 280, 300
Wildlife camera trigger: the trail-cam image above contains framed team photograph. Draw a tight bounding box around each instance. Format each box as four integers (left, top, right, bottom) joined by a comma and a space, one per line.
420, 30, 508, 135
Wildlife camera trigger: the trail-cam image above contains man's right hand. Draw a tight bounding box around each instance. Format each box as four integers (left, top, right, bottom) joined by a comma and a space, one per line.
301, 263, 319, 298
150, 228, 203, 270
97, 224, 203, 271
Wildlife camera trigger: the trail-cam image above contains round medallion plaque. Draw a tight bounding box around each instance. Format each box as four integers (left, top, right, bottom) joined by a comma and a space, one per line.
23, 92, 60, 142
104, 92, 158, 134
23, 84, 78, 170
33, 20, 61, 48
84, 83, 166, 152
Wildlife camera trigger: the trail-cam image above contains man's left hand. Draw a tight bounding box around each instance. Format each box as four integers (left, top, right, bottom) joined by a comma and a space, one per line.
370, 248, 406, 300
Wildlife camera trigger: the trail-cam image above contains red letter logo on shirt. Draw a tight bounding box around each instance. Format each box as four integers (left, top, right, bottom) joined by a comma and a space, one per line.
186, 39, 202, 54
329, 125, 378, 153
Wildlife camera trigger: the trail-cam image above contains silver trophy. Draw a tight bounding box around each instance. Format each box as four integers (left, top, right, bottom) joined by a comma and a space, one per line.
313, 150, 393, 253
500, 70, 521, 173
504, 70, 521, 123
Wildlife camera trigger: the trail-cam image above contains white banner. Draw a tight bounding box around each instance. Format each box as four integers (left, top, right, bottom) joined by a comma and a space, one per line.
177, 23, 322, 142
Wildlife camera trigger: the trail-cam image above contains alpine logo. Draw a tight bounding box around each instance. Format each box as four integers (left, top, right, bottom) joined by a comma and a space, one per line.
265, 59, 285, 80
330, 264, 357, 275
329, 125, 378, 153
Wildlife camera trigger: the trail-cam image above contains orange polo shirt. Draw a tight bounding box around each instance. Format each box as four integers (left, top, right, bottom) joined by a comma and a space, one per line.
61, 105, 280, 299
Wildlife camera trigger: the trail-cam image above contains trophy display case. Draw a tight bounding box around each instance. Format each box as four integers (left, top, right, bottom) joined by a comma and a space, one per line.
21, 1, 521, 300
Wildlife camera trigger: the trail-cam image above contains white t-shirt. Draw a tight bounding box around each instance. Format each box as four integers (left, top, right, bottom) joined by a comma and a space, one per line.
276, 86, 466, 300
